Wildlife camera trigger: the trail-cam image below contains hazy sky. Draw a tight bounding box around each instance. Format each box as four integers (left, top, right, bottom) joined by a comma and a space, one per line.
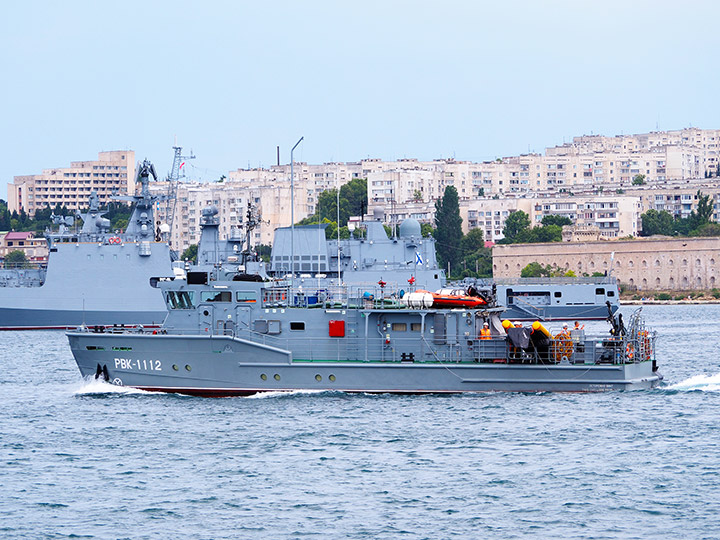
1, 0, 718, 199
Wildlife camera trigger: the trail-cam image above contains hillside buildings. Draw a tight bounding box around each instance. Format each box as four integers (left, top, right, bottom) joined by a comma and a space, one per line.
8, 151, 136, 216
0, 231, 47, 262
6, 127, 720, 264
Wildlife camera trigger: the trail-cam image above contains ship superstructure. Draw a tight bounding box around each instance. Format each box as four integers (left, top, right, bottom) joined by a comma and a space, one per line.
0, 160, 173, 329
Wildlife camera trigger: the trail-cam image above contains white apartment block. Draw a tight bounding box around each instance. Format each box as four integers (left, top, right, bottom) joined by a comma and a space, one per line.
547, 127, 720, 176
229, 162, 363, 216
151, 180, 311, 253
8, 151, 136, 215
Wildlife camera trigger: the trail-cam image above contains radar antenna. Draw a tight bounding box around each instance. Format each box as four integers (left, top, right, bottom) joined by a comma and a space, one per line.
237, 201, 265, 264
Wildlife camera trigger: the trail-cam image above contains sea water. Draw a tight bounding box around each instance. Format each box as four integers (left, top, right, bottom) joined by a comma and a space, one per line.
1, 304, 719, 539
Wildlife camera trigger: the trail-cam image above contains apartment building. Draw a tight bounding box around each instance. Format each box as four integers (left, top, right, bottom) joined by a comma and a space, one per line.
229, 162, 363, 216
152, 180, 312, 252
8, 151, 136, 216
0, 231, 48, 261
548, 127, 720, 176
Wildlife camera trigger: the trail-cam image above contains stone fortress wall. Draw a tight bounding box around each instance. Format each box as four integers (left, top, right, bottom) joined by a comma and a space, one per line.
493, 237, 720, 290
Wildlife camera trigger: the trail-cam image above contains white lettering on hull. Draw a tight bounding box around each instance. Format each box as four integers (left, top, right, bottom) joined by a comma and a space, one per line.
114, 358, 162, 371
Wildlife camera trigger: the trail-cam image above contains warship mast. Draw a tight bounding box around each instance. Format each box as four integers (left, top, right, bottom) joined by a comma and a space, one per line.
164, 143, 195, 247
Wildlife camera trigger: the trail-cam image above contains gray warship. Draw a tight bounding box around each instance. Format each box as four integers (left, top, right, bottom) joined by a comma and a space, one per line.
267, 207, 619, 321
0, 160, 172, 329
67, 211, 660, 395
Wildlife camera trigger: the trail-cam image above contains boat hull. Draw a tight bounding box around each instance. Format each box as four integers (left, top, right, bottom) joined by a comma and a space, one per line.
0, 307, 166, 330
68, 333, 662, 396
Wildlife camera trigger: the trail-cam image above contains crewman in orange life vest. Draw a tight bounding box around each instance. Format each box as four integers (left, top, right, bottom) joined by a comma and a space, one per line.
480, 322, 492, 340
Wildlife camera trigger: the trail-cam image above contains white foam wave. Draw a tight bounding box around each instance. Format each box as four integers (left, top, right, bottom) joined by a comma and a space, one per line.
72, 377, 161, 396
667, 373, 720, 392
244, 389, 327, 399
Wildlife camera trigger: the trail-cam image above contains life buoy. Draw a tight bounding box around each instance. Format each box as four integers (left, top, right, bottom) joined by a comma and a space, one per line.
108, 236, 122, 245
626, 343, 634, 361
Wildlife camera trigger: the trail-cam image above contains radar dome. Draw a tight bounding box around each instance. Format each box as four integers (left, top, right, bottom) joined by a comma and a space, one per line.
399, 218, 422, 238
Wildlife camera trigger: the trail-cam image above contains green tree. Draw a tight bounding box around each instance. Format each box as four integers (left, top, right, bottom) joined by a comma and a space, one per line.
640, 209, 674, 236
460, 228, 486, 253
520, 262, 546, 277
693, 190, 714, 227
500, 210, 530, 244
694, 223, 720, 237
181, 244, 198, 262
298, 178, 367, 228
255, 244, 272, 262
433, 185, 463, 272
541, 214, 572, 227
528, 224, 562, 243
4, 250, 29, 268
421, 223, 434, 237
460, 228, 492, 278
632, 174, 646, 185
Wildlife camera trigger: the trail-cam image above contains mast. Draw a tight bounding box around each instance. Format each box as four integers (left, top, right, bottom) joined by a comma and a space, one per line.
164, 144, 195, 247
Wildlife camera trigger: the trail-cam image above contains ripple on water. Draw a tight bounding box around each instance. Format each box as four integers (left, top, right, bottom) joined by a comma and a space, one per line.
2, 308, 720, 539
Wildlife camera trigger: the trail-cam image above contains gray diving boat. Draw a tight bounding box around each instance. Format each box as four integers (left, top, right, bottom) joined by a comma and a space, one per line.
267, 207, 619, 321
473, 276, 619, 322
67, 213, 661, 395
0, 160, 172, 329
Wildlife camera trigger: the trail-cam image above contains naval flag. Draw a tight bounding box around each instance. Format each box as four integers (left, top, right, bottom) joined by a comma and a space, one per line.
415, 251, 423, 265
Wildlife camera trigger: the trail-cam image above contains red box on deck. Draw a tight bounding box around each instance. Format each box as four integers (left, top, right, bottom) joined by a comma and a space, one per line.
329, 320, 345, 337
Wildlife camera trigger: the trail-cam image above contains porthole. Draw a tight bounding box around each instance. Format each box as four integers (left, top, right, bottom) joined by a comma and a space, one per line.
315, 374, 322, 381
329, 374, 336, 382
274, 374, 281, 381
172, 364, 179, 371
260, 373, 267, 381
203, 310, 209, 316
185, 365, 192, 372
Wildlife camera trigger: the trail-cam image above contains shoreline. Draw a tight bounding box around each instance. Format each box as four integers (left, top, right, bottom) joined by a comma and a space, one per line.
621, 299, 720, 305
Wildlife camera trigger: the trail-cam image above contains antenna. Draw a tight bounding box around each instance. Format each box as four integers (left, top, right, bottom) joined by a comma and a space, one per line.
164, 144, 196, 247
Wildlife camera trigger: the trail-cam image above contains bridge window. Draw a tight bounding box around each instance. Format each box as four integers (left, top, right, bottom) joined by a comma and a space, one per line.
236, 291, 257, 303
166, 291, 195, 309
391, 323, 407, 332
201, 291, 232, 302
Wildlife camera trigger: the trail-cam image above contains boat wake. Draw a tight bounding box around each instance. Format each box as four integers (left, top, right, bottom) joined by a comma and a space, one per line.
666, 373, 720, 392
72, 378, 165, 397
244, 389, 332, 399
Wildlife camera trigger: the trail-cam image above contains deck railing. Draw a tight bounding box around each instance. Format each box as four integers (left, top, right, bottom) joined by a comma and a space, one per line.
216, 328, 655, 366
